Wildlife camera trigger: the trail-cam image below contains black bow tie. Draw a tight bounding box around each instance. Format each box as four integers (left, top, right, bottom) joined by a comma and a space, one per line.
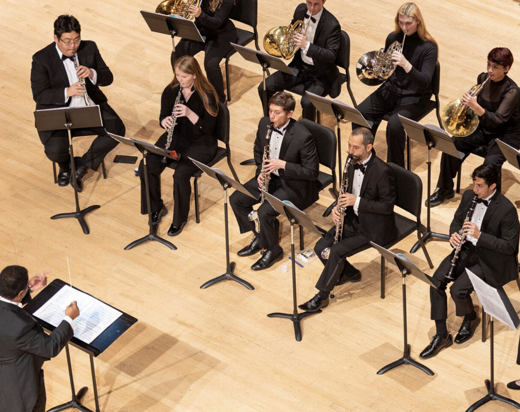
272, 128, 283, 135
305, 13, 316, 23
354, 163, 366, 174
476, 198, 489, 207
61, 54, 73, 61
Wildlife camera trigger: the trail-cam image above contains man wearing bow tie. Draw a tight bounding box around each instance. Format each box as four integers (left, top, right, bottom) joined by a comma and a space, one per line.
258, 0, 341, 121
31, 15, 125, 192
299, 127, 398, 312
230, 92, 319, 271
420, 164, 519, 359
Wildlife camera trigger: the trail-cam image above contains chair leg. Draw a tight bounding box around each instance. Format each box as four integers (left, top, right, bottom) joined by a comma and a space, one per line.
101, 159, 107, 179
517, 276, 520, 290
194, 177, 200, 224
456, 164, 461, 193
406, 135, 411, 171
299, 224, 304, 251
418, 237, 434, 269
53, 162, 58, 184
226, 155, 240, 183
346, 73, 357, 107
482, 309, 487, 342
316, 111, 321, 124
381, 256, 385, 299
225, 58, 231, 102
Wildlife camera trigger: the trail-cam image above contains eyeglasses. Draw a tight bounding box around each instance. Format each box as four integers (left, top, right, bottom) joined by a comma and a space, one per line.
59, 37, 81, 47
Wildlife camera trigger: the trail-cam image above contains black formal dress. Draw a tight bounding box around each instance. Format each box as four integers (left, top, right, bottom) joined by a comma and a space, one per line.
229, 117, 319, 249
173, 0, 237, 102
139, 85, 218, 226
355, 31, 438, 167
258, 3, 341, 121
430, 189, 519, 321
31, 41, 125, 171
436, 73, 520, 191
314, 153, 397, 292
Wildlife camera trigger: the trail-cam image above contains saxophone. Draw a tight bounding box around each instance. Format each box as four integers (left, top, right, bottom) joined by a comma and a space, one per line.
321, 154, 355, 259
72, 55, 90, 107
445, 194, 479, 280
248, 123, 274, 233
161, 87, 183, 163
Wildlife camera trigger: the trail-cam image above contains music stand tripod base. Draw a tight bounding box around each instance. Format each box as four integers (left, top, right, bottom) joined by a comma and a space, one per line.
51, 205, 100, 236
377, 343, 433, 375
200, 261, 254, 290
267, 309, 321, 342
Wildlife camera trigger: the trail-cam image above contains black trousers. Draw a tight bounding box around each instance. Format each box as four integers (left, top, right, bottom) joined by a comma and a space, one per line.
355, 87, 432, 167
258, 60, 328, 121
173, 30, 237, 103
139, 132, 217, 226
430, 247, 484, 320
314, 215, 368, 292
32, 370, 46, 412
42, 102, 125, 170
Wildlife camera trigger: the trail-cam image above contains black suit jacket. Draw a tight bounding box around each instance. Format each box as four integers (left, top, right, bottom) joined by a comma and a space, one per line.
254, 117, 319, 210
451, 190, 519, 287
0, 299, 73, 412
31, 41, 114, 144
290, 4, 341, 97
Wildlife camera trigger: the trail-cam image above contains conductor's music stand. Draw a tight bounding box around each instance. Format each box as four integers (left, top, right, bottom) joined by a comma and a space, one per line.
108, 133, 180, 251
25, 279, 137, 412
190, 158, 256, 290
263, 191, 322, 341
34, 106, 103, 235
371, 242, 441, 376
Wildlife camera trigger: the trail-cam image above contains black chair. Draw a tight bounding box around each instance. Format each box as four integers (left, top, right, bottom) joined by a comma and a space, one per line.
224, 0, 260, 102
167, 102, 239, 223
455, 145, 488, 193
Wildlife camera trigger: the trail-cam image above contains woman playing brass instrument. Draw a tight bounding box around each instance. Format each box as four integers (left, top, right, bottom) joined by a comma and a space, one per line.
138, 56, 219, 236
354, 2, 438, 167
430, 48, 520, 207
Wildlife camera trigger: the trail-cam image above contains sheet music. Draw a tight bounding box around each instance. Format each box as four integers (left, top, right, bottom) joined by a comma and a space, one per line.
34, 285, 122, 344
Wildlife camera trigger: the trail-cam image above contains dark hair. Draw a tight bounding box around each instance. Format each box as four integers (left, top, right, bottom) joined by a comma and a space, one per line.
471, 164, 500, 187
352, 127, 375, 146
269, 92, 296, 113
0, 265, 28, 300
488, 47, 514, 71
54, 15, 81, 38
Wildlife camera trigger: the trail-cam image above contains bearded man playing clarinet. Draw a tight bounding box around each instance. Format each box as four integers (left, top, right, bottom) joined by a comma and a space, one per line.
420, 164, 519, 359
299, 127, 398, 312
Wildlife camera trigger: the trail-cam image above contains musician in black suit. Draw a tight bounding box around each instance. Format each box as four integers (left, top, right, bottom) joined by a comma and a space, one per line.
173, 0, 237, 102
258, 0, 341, 121
420, 164, 519, 359
299, 128, 398, 311
0, 266, 79, 412
230, 92, 319, 271
30, 15, 125, 192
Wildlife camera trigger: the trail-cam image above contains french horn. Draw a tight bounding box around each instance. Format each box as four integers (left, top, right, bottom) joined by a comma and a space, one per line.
263, 12, 313, 60
156, 0, 202, 20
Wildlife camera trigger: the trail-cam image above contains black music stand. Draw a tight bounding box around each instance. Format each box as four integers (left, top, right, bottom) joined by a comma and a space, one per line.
465, 269, 520, 412
263, 191, 322, 341
399, 116, 463, 253
497, 139, 520, 170
371, 242, 441, 376
34, 106, 103, 235
190, 158, 256, 290
141, 10, 204, 55
108, 133, 180, 251
25, 279, 137, 412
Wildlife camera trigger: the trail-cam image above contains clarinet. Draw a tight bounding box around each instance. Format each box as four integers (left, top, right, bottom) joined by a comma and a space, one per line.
161, 87, 183, 163
72, 55, 90, 106
321, 154, 355, 259
445, 194, 479, 280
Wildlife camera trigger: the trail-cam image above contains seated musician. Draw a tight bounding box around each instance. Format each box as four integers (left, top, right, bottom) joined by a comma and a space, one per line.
420, 164, 519, 359
299, 127, 398, 312
354, 2, 438, 167
429, 48, 520, 206
258, 0, 341, 121
230, 92, 319, 271
138, 56, 219, 237
30, 15, 125, 192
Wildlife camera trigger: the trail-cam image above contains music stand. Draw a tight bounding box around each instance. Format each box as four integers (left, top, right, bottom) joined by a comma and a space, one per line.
370, 242, 441, 376
263, 191, 322, 341
25, 279, 137, 412
399, 116, 463, 253
465, 269, 520, 412
108, 133, 180, 251
34, 106, 104, 235
497, 139, 520, 170
190, 157, 256, 290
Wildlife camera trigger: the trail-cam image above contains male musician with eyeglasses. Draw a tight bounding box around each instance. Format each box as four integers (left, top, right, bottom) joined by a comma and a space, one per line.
31, 15, 125, 192
258, 0, 341, 121
230, 92, 319, 271
420, 164, 519, 359
299, 127, 398, 312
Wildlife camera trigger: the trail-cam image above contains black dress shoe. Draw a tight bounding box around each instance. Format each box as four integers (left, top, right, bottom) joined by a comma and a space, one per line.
298, 294, 329, 312
454, 316, 480, 344
251, 248, 283, 271
167, 221, 186, 237
427, 188, 455, 207
507, 380, 520, 390
151, 205, 167, 225
337, 270, 362, 285
237, 237, 261, 257
58, 168, 71, 187
70, 164, 88, 193
419, 334, 453, 359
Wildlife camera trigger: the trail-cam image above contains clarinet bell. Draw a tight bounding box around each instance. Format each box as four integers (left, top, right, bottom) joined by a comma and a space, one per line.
321, 247, 330, 260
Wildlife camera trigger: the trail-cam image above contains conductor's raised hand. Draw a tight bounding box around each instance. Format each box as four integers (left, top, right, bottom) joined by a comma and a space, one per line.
28, 270, 50, 292
65, 301, 80, 320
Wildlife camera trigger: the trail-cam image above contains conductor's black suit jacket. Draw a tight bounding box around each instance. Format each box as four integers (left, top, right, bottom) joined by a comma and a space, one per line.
30, 40, 114, 144
0, 298, 73, 412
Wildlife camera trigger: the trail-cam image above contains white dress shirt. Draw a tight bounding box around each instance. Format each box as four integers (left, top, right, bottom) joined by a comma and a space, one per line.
351, 152, 372, 216
269, 119, 290, 176
468, 190, 496, 246
300, 8, 323, 65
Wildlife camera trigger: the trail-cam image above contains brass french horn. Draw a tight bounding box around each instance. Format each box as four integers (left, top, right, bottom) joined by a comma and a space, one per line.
156, 0, 202, 20
263, 12, 313, 60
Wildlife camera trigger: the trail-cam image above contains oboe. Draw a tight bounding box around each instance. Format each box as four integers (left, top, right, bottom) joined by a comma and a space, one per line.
445, 194, 479, 280
162, 87, 183, 163
72, 55, 90, 106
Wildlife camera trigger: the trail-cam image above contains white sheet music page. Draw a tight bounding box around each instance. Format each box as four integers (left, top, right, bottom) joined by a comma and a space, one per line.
33, 285, 122, 344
